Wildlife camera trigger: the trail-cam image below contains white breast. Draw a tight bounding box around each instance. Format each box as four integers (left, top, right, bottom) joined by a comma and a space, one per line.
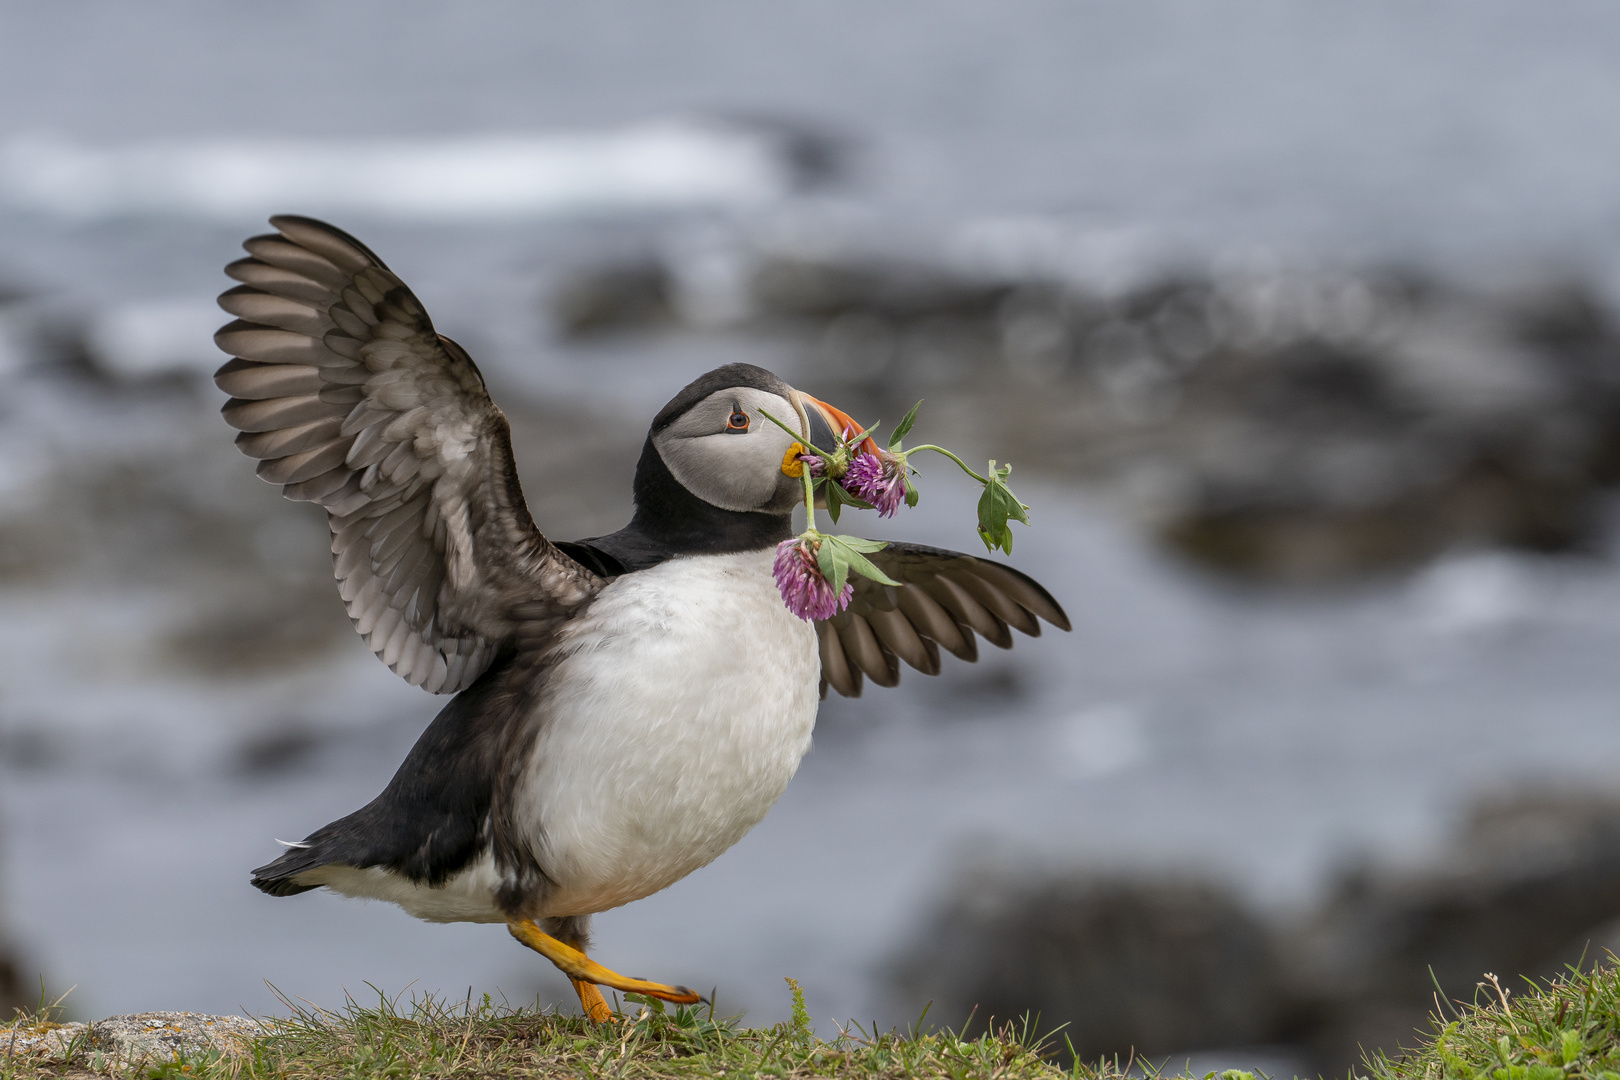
517, 548, 821, 917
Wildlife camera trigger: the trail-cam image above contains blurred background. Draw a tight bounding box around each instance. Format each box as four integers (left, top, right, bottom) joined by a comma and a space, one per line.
4, 1, 1620, 1075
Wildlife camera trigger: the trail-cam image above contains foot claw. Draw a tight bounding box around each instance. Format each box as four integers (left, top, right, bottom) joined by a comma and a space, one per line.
644, 984, 702, 1007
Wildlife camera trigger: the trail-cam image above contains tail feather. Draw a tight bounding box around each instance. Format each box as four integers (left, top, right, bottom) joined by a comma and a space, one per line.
251, 845, 330, 897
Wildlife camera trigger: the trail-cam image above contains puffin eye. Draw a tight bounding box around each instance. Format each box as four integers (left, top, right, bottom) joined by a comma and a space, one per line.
725, 409, 750, 433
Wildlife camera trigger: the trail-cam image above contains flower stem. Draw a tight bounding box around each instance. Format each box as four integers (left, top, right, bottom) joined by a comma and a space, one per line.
800, 452, 817, 525
758, 409, 832, 459
759, 408, 825, 528
904, 445, 989, 485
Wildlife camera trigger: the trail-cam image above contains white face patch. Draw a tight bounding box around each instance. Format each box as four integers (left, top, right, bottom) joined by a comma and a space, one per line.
652, 387, 805, 513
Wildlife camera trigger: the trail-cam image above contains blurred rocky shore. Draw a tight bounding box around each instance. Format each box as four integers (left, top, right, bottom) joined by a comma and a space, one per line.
888, 788, 1620, 1077
4, 237, 1620, 1065
553, 242, 1620, 582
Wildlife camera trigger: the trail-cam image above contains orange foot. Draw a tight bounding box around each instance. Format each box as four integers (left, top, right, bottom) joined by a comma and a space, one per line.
507, 920, 703, 1022
571, 979, 613, 1024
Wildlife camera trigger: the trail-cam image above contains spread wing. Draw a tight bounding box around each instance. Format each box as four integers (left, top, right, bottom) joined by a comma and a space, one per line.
213, 215, 602, 694
816, 542, 1070, 698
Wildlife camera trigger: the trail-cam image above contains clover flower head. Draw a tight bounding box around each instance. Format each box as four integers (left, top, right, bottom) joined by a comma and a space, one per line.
773, 537, 852, 621
842, 451, 907, 517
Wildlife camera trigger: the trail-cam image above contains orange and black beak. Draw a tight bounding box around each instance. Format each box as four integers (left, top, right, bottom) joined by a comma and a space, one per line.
794, 392, 881, 457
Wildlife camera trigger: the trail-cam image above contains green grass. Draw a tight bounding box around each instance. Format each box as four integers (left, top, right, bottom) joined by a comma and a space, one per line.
223, 983, 1081, 1080
1360, 961, 1620, 1080
1, 979, 1110, 1080
11, 962, 1618, 1079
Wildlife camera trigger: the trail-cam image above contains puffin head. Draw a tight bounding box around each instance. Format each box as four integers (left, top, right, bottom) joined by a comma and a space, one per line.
645, 363, 870, 517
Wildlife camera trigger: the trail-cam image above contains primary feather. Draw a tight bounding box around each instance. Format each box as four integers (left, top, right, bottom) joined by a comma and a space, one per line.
815, 542, 1070, 698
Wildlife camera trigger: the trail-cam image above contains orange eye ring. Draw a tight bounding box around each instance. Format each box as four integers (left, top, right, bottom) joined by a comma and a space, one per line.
727, 410, 750, 432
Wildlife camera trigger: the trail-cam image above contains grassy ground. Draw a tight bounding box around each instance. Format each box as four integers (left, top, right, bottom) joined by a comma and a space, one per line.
5, 962, 1619, 1080
1, 980, 1115, 1080
1363, 963, 1620, 1080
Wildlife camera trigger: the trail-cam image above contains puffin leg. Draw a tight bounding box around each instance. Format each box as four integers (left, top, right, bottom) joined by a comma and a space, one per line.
507, 920, 703, 1014
546, 919, 615, 1023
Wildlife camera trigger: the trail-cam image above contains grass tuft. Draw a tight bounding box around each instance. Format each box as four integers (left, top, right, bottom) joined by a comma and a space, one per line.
14, 960, 1618, 1079
1, 982, 1100, 1079
1361, 957, 1620, 1080
236, 985, 1080, 1080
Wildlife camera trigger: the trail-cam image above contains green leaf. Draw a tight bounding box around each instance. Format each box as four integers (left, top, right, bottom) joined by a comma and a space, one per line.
815, 536, 850, 595
976, 459, 1030, 555
888, 400, 923, 449
824, 534, 899, 586
822, 477, 874, 524
844, 548, 901, 587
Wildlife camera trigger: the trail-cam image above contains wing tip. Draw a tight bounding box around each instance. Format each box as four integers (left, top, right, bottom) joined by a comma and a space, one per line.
269, 214, 390, 270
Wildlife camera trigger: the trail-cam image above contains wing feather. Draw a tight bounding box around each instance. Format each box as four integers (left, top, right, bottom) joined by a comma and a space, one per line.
837, 614, 900, 688
865, 605, 937, 674
214, 358, 326, 399
225, 256, 334, 301
218, 286, 333, 335
926, 574, 1012, 648
817, 622, 861, 698
214, 215, 602, 693
235, 417, 344, 459
895, 582, 974, 661
815, 542, 1068, 698
946, 568, 1039, 636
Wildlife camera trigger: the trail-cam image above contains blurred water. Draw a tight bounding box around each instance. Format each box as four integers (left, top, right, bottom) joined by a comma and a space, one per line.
0, 125, 792, 220
2, 0, 1620, 1035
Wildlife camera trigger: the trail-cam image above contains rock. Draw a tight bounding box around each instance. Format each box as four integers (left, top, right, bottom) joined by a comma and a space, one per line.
1134, 276, 1620, 580
548, 259, 676, 337
0, 1019, 89, 1061
887, 789, 1620, 1076
89, 1012, 257, 1066
2, 1012, 256, 1070
974, 269, 1620, 582
749, 254, 1011, 325
1285, 789, 1620, 1073
887, 861, 1290, 1061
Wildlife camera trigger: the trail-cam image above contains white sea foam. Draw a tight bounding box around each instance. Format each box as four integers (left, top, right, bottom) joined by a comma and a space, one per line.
0, 122, 793, 221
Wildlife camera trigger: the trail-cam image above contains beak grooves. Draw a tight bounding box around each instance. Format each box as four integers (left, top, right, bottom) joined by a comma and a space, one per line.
800, 394, 880, 457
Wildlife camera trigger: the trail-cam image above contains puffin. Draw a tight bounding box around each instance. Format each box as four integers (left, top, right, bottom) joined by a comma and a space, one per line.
213, 215, 1070, 1021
